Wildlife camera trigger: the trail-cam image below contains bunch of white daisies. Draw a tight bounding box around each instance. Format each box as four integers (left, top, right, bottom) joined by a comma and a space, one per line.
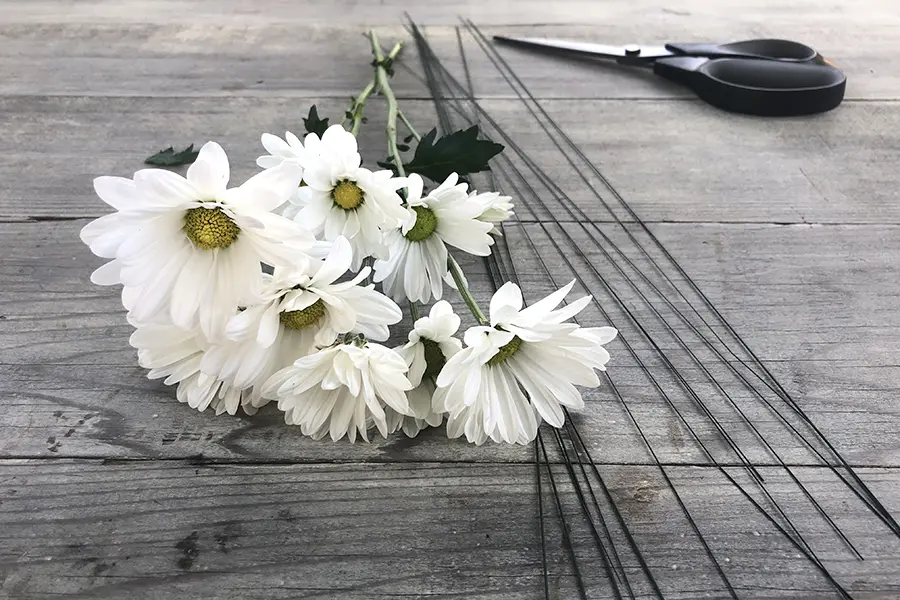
81, 108, 617, 445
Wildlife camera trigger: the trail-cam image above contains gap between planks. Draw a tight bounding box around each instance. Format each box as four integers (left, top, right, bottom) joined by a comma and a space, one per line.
4, 456, 900, 469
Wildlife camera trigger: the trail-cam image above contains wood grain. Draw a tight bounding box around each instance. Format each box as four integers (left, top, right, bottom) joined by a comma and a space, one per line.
2, 220, 898, 467
0, 20, 895, 100
2, 0, 898, 30
2, 0, 900, 597
2, 96, 899, 223
1, 461, 899, 600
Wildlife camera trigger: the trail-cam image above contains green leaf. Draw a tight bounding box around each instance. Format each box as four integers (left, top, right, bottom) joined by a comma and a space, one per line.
144, 144, 200, 166
401, 126, 504, 184
303, 105, 330, 138
396, 143, 410, 152
403, 133, 415, 144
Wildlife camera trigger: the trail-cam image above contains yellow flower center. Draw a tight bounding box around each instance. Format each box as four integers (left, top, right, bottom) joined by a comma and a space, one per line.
332, 179, 364, 210
404, 206, 438, 242
183, 207, 240, 250
487, 335, 523, 366
279, 299, 326, 330
421, 338, 446, 380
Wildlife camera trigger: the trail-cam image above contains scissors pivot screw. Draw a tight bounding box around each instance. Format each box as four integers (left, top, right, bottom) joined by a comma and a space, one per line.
624, 44, 641, 56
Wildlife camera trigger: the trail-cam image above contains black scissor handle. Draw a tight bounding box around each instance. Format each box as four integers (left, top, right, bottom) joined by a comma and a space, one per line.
653, 56, 846, 116
666, 39, 819, 63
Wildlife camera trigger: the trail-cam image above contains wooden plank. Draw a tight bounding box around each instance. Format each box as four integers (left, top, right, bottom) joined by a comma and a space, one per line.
0, 18, 895, 100
3, 361, 899, 467
1, 461, 899, 599
2, 220, 898, 465
2, 0, 898, 30
2, 97, 899, 223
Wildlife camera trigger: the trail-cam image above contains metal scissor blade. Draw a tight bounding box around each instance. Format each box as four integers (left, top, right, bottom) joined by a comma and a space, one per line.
492, 35, 673, 62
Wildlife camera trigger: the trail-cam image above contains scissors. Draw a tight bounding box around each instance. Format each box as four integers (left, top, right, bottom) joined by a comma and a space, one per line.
492, 35, 846, 116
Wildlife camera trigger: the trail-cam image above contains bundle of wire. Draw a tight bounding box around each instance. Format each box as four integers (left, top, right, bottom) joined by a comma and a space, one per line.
398, 17, 900, 600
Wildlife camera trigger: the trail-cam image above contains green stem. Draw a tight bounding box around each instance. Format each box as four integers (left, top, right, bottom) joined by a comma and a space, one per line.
398, 110, 422, 142
344, 80, 375, 137
448, 254, 488, 325
368, 33, 487, 326
369, 31, 406, 177
409, 300, 421, 322
343, 41, 403, 137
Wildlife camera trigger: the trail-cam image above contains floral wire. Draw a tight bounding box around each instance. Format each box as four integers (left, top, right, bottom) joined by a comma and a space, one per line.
460, 19, 867, 560
550, 429, 629, 599
409, 21, 573, 596
426, 45, 863, 564
460, 17, 900, 540
508, 180, 736, 596
536, 433, 590, 600
534, 442, 551, 600
422, 22, 860, 597
410, 18, 854, 598
450, 35, 819, 564
449, 32, 632, 595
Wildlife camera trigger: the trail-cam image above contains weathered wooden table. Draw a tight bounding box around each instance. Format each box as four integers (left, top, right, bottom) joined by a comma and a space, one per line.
2, 1, 899, 598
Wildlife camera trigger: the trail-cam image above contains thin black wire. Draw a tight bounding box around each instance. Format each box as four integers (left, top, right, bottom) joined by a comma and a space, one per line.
566, 404, 738, 600
419, 20, 578, 597
406, 20, 859, 598
488, 157, 840, 596
450, 33, 680, 599
534, 443, 552, 600
550, 425, 629, 600
454, 29, 667, 600
415, 24, 768, 487
460, 18, 900, 539
497, 217, 633, 600
447, 27, 629, 598
458, 20, 857, 540
538, 432, 591, 600
497, 150, 830, 582
519, 212, 852, 597
423, 34, 813, 553
481, 142, 737, 598
486, 133, 860, 559
420, 21, 875, 560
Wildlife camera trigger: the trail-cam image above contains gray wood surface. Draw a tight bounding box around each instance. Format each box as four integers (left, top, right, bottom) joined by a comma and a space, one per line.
5, 97, 899, 222
1, 462, 900, 599
1, 0, 899, 598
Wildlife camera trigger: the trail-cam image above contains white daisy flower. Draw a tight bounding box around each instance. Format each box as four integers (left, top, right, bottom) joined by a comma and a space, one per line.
433, 280, 618, 445
263, 334, 413, 442
128, 321, 254, 416
470, 189, 514, 234
254, 131, 312, 217
256, 130, 308, 170
279, 124, 408, 271
199, 236, 402, 412
373, 173, 495, 303
81, 141, 314, 339
386, 300, 462, 437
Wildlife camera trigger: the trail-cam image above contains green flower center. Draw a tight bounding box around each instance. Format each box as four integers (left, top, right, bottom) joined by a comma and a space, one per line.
332, 179, 364, 210
487, 335, 523, 366
183, 206, 240, 250
422, 338, 446, 381
279, 299, 326, 330
404, 206, 438, 242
